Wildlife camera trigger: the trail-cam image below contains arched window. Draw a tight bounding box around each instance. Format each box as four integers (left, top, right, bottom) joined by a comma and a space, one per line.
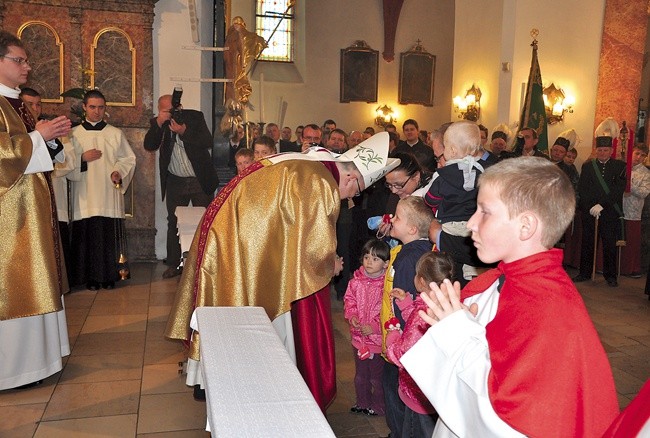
255, 0, 294, 62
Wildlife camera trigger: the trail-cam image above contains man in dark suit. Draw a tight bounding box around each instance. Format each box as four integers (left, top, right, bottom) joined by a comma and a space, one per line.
144, 95, 219, 278
266, 122, 299, 152
227, 124, 246, 172
573, 135, 626, 287
393, 118, 436, 172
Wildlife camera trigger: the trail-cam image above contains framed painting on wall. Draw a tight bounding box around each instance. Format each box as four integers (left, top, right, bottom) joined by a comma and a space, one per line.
340, 41, 378, 103
399, 42, 435, 106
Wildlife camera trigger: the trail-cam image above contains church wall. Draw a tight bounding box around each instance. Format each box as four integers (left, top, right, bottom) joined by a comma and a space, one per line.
149, 0, 456, 258
454, 0, 606, 169
151, 0, 214, 260
232, 0, 457, 134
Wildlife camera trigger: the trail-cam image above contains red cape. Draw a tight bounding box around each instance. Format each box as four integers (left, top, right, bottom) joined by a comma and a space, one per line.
462, 249, 619, 437
603, 378, 650, 437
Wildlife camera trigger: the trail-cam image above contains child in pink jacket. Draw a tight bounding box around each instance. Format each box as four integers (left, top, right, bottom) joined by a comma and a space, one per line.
344, 239, 391, 416
386, 251, 455, 437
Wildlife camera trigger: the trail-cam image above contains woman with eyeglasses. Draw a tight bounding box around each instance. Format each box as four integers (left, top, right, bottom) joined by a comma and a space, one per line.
368, 151, 434, 229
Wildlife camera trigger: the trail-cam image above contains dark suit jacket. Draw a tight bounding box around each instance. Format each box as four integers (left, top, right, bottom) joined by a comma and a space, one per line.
480, 150, 499, 166
144, 109, 219, 200
279, 139, 301, 153
228, 138, 247, 168
577, 158, 626, 220
394, 139, 437, 172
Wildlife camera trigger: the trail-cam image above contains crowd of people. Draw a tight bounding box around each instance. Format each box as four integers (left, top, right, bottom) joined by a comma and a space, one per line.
2, 26, 649, 436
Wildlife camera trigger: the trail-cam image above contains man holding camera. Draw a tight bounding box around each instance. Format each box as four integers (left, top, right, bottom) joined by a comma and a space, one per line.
144, 94, 219, 279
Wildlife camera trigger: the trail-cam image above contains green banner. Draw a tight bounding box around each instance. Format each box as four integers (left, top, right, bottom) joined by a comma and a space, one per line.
518, 39, 548, 153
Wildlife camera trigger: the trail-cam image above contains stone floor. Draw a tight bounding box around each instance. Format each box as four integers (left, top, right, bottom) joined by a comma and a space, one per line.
0, 262, 648, 437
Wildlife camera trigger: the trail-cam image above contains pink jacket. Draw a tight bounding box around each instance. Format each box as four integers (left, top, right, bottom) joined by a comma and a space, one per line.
386, 295, 436, 415
343, 267, 385, 354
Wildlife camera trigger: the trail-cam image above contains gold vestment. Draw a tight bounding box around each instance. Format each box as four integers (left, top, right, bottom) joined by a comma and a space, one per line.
165, 159, 340, 360
0, 96, 67, 320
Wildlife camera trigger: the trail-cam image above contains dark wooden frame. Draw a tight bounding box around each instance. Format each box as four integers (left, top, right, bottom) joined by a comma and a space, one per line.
340, 41, 378, 103
399, 45, 435, 106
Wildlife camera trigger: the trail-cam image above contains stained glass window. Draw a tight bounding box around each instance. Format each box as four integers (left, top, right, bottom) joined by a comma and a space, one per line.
255, 0, 294, 62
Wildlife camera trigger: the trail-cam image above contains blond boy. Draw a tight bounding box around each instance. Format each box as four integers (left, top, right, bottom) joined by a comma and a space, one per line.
380, 196, 434, 437
402, 157, 618, 437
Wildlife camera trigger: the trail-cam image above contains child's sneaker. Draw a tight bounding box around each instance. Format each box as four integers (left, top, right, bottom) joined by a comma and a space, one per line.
350, 405, 364, 414
364, 408, 378, 416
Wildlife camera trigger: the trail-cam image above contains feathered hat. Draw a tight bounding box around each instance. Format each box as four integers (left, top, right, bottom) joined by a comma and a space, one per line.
491, 123, 514, 148
594, 118, 619, 147
553, 128, 580, 150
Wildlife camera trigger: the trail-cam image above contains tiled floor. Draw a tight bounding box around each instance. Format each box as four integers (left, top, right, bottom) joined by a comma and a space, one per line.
0, 262, 648, 437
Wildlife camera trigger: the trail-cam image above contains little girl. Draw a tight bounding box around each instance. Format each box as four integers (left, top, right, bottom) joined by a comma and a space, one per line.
344, 238, 391, 416
386, 251, 455, 437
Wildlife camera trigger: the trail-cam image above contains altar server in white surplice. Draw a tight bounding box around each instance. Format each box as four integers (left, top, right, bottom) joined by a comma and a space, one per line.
69, 89, 136, 291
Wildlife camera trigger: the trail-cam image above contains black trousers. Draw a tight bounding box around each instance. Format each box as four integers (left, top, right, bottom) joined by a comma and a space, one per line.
579, 212, 619, 281
70, 216, 120, 285
383, 361, 406, 437
333, 203, 353, 299
165, 173, 213, 268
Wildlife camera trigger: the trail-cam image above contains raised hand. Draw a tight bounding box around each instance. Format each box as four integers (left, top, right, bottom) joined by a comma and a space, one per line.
35, 115, 71, 141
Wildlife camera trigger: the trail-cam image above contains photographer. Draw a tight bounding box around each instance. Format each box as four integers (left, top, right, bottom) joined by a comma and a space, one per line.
144, 92, 219, 279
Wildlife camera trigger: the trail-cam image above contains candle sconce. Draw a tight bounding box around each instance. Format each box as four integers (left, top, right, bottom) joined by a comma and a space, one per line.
453, 84, 481, 122
542, 83, 575, 124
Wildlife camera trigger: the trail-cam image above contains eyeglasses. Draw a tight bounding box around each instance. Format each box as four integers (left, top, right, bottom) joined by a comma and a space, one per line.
354, 178, 362, 197
1, 55, 30, 66
385, 174, 412, 190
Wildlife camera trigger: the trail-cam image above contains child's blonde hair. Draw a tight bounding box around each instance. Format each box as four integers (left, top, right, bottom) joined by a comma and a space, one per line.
443, 121, 480, 159
478, 157, 575, 248
415, 251, 455, 285
397, 196, 435, 238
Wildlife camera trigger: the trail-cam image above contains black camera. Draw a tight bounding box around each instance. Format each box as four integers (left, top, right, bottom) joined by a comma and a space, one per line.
171, 86, 184, 124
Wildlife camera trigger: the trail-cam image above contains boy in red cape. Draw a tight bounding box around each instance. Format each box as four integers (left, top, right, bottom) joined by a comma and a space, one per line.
401, 157, 619, 437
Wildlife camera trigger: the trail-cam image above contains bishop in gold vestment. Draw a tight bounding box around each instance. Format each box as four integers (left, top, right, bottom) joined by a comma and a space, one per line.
165, 134, 399, 411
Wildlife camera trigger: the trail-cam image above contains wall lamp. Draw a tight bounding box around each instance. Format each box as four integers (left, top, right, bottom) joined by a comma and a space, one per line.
375, 104, 397, 128
453, 84, 482, 122
542, 83, 575, 124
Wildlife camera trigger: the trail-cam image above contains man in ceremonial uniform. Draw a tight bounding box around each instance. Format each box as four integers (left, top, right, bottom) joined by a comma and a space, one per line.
165, 133, 399, 411
0, 31, 72, 390
551, 129, 580, 192
574, 121, 626, 287
69, 90, 136, 290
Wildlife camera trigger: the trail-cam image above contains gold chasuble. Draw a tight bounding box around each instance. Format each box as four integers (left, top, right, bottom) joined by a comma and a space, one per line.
165, 159, 340, 360
0, 96, 66, 320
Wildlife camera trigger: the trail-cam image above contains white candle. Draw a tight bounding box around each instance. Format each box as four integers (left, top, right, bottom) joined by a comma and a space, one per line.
260, 73, 265, 123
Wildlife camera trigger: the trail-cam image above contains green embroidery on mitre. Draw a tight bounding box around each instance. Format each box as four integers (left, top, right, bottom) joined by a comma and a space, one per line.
338, 132, 400, 188
353, 146, 384, 170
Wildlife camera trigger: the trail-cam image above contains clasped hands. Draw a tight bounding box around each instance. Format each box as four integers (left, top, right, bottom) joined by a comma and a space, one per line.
349, 317, 373, 335
589, 204, 603, 218
418, 279, 478, 326
35, 116, 71, 142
